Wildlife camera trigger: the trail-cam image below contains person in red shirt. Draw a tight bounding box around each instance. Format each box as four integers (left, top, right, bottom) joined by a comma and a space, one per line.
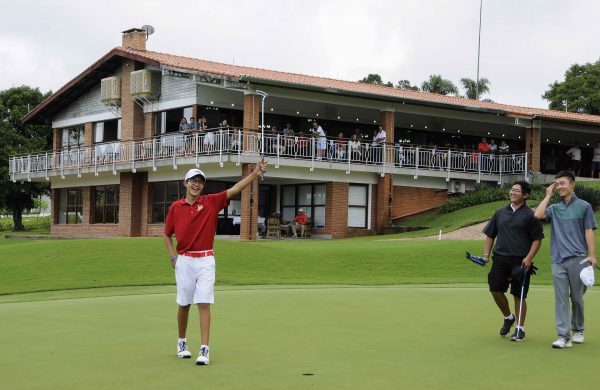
291, 208, 309, 238
164, 161, 267, 365
478, 137, 490, 153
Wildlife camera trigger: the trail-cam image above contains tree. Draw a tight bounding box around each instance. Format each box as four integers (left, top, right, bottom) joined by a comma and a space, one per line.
542, 60, 600, 114
460, 77, 490, 99
395, 80, 420, 91
359, 74, 393, 87
0, 86, 52, 231
421, 75, 458, 95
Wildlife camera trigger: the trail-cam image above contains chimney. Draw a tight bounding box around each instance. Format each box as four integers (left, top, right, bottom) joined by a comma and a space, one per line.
121, 28, 146, 51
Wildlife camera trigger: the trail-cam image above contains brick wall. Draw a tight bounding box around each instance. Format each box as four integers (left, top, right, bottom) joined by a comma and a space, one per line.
122, 30, 146, 51
120, 59, 145, 141
375, 174, 393, 232
239, 163, 259, 240
243, 93, 260, 153
525, 127, 541, 173
378, 111, 394, 143
392, 186, 448, 218
321, 182, 349, 238
118, 172, 146, 237
84, 122, 93, 147
144, 112, 153, 139
53, 128, 61, 151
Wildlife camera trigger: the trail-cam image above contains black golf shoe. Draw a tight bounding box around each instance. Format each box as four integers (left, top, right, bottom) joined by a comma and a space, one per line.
510, 328, 525, 342
500, 316, 515, 336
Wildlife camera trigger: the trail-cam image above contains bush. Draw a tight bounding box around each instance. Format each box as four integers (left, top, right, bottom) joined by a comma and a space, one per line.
439, 182, 600, 214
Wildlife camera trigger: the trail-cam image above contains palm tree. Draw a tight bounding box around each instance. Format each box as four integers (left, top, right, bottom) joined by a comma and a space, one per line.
461, 77, 490, 100
421, 75, 458, 95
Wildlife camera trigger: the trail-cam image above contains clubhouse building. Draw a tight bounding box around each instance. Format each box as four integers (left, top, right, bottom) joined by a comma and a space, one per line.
10, 28, 600, 239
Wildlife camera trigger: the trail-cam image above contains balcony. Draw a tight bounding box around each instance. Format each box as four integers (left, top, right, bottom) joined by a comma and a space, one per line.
8, 128, 527, 183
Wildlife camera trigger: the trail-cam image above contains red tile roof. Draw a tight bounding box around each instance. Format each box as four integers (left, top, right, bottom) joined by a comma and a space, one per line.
23, 46, 600, 126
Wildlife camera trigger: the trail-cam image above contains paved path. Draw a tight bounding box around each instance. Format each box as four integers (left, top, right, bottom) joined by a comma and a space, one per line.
381, 221, 489, 241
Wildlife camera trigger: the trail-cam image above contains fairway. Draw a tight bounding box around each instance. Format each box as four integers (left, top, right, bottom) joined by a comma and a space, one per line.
1, 285, 598, 390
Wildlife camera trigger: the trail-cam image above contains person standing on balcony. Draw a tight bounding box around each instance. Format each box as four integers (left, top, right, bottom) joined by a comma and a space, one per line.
312, 121, 327, 160
566, 142, 582, 177
372, 126, 387, 163
283, 123, 295, 154
349, 134, 362, 161
591, 141, 600, 178
164, 162, 267, 365
335, 132, 346, 160
179, 118, 188, 132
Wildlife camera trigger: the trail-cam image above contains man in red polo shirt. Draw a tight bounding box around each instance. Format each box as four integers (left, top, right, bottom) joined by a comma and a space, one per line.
291, 208, 309, 238
164, 161, 266, 365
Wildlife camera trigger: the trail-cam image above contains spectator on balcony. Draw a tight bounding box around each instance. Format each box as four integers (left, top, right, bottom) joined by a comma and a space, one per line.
199, 116, 209, 132
296, 132, 309, 156
335, 132, 346, 160
499, 140, 509, 154
312, 122, 327, 160
188, 117, 199, 131
349, 134, 362, 161
203, 117, 215, 153
179, 118, 189, 133
354, 127, 366, 140
283, 123, 294, 138
591, 141, 600, 178
489, 139, 498, 154
566, 143, 582, 177
478, 137, 490, 153
269, 126, 285, 155
371, 126, 386, 163
291, 209, 309, 238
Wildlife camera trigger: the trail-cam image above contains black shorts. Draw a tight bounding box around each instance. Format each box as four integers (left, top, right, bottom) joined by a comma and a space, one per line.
487, 255, 532, 298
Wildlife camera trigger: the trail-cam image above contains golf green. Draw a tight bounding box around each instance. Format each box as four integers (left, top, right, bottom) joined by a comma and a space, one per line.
1, 285, 597, 389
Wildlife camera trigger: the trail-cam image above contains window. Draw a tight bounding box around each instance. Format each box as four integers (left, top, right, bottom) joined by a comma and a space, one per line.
57, 188, 83, 224
281, 184, 326, 228
94, 119, 121, 143
94, 185, 119, 224
348, 184, 368, 228
152, 181, 186, 223
61, 126, 84, 149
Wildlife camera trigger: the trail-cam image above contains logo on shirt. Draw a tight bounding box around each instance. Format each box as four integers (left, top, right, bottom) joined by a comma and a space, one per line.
197, 205, 204, 212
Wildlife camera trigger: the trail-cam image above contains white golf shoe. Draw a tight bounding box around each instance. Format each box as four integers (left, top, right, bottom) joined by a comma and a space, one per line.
572, 332, 585, 344
551, 338, 573, 349
177, 340, 192, 358
196, 345, 210, 365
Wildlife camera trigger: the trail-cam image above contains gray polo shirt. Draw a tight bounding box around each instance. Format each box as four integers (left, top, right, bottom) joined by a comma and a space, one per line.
545, 194, 597, 263
483, 203, 544, 258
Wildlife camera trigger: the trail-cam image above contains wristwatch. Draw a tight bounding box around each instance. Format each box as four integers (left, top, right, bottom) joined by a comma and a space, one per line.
170, 255, 178, 262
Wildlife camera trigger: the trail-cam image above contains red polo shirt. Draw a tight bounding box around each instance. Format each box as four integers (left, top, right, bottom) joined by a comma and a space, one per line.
295, 213, 308, 225
164, 191, 229, 253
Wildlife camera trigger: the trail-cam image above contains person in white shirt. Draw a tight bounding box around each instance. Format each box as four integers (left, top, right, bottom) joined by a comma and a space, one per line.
566, 143, 582, 177
372, 126, 387, 162
312, 122, 327, 160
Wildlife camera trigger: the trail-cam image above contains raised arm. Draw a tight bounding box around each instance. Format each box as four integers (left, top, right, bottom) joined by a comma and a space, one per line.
534, 183, 555, 220
226, 160, 267, 200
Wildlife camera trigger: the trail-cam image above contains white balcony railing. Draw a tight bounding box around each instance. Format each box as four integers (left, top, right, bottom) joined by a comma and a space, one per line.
9, 128, 527, 180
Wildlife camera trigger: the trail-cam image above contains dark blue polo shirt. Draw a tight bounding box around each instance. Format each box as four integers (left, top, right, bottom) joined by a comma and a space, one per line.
483, 203, 544, 258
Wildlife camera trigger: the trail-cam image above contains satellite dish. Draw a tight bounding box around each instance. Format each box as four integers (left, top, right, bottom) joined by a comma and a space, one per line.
141, 25, 155, 38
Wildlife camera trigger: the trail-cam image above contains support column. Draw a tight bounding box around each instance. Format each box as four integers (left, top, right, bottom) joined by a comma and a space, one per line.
324, 182, 349, 238
120, 59, 145, 141
525, 127, 541, 173
53, 128, 61, 151
84, 122, 93, 148
119, 172, 147, 237
82, 187, 92, 224
378, 110, 395, 142
243, 93, 261, 152
144, 112, 153, 139
240, 163, 259, 241
375, 174, 393, 232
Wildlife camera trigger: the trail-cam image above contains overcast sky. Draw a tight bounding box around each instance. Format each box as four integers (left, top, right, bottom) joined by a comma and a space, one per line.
1, 0, 599, 109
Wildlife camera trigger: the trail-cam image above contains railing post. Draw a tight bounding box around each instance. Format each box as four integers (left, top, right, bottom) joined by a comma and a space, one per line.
447, 149, 452, 181
237, 130, 241, 166
310, 137, 315, 172
131, 142, 136, 173
524, 152, 528, 180
276, 134, 280, 168
414, 146, 419, 179
76, 147, 81, 177
219, 129, 223, 167
60, 149, 65, 179
45, 152, 49, 180
112, 144, 117, 175
477, 152, 482, 183
172, 136, 177, 170
381, 143, 386, 177
346, 141, 351, 174
152, 138, 157, 171
195, 132, 199, 168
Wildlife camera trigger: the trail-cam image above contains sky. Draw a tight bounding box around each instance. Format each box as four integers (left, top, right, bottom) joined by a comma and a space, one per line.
1, 0, 599, 110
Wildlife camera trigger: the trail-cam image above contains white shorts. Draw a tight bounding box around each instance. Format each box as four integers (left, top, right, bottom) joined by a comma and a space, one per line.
174, 254, 216, 306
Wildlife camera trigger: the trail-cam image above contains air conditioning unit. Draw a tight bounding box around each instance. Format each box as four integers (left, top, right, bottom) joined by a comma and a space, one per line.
100, 77, 121, 105
448, 179, 466, 194
130, 69, 161, 100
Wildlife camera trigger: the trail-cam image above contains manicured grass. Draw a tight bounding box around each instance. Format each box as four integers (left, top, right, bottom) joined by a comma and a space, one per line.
1, 285, 598, 390
0, 235, 559, 295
